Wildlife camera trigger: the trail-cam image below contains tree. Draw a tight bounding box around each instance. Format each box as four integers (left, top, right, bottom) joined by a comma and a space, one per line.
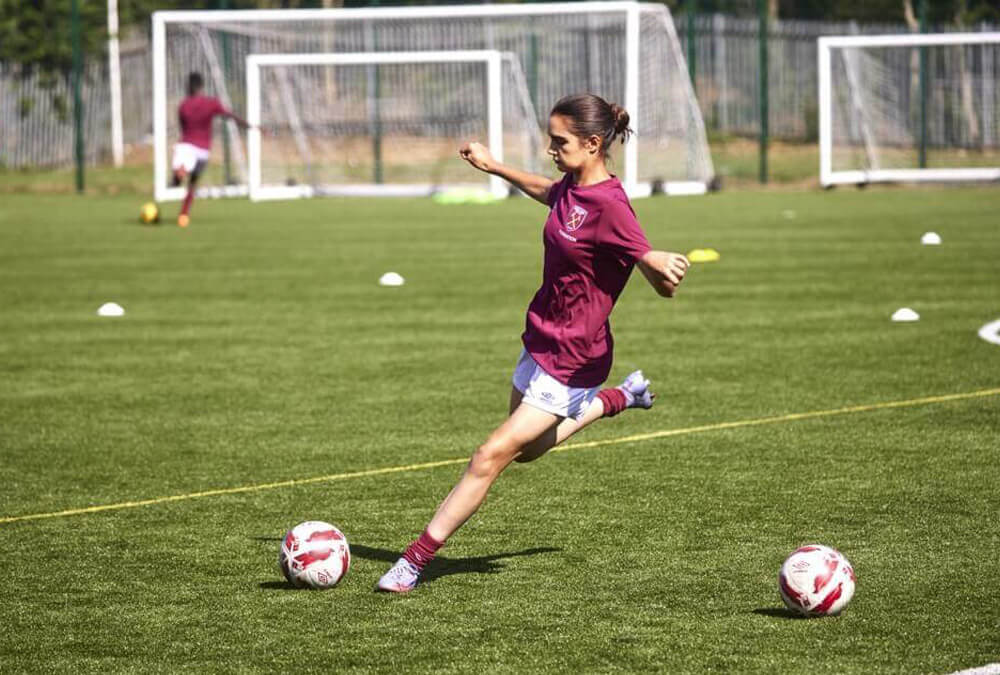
0, 0, 105, 78
670, 0, 1000, 22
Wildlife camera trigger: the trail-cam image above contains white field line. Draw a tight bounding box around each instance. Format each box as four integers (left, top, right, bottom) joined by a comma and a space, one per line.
1, 387, 999, 526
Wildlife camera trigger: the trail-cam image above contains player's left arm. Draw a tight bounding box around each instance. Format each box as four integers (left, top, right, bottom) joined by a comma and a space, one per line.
636, 250, 689, 298
601, 204, 688, 298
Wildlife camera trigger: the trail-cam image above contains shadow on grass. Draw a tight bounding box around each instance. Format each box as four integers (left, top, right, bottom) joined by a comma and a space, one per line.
752, 607, 808, 620
351, 543, 562, 583
256, 538, 561, 590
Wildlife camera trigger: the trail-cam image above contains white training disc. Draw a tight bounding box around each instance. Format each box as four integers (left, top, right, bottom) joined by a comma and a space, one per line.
921, 232, 942, 245
891, 307, 919, 322
977, 319, 1000, 346
379, 272, 405, 287
97, 302, 125, 317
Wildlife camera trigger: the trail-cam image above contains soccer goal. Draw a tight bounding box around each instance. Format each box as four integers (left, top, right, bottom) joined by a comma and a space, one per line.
246, 50, 539, 201
819, 32, 1000, 187
152, 1, 714, 202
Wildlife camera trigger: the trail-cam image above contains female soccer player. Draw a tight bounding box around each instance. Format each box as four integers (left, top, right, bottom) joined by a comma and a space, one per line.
377, 94, 690, 593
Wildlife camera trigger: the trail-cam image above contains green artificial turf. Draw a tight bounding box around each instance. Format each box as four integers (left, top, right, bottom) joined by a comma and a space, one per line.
1, 187, 998, 673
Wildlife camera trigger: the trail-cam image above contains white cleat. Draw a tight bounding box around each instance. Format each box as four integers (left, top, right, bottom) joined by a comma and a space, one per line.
620, 370, 655, 409
376, 558, 420, 593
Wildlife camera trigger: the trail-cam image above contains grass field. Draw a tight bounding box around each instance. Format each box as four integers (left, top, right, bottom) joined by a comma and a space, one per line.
1, 186, 998, 673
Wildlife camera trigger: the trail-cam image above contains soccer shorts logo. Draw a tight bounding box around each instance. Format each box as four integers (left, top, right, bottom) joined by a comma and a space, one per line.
564, 205, 589, 231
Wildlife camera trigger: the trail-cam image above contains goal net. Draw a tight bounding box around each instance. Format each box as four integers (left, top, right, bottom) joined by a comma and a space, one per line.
247, 51, 539, 200
819, 32, 1000, 186
152, 1, 714, 201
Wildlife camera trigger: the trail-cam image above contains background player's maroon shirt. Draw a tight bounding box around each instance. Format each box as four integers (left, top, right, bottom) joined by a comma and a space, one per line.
178, 96, 228, 150
522, 174, 652, 388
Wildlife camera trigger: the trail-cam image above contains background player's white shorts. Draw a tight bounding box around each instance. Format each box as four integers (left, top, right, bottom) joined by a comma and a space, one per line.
512, 348, 600, 421
171, 143, 211, 173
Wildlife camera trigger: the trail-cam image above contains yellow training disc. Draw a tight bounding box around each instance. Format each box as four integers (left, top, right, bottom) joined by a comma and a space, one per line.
687, 248, 720, 263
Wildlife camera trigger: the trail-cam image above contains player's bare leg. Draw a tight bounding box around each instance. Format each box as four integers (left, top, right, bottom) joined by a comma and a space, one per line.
377, 371, 654, 592
428, 404, 561, 540
178, 160, 205, 228
516, 370, 655, 463
376, 404, 561, 593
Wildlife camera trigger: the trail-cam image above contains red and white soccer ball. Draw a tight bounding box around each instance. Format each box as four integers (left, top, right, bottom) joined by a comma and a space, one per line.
778, 544, 856, 617
279, 521, 351, 589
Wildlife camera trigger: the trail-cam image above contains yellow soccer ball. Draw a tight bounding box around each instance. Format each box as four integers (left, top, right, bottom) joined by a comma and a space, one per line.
140, 202, 160, 224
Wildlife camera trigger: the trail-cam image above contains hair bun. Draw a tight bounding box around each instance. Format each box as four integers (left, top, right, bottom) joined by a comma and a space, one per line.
609, 103, 632, 141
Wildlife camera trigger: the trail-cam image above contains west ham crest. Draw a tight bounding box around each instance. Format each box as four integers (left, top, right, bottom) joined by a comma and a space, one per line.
564, 205, 589, 231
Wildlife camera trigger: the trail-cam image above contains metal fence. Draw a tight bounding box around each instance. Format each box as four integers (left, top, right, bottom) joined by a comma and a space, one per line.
678, 14, 998, 142
1, 16, 997, 169
0, 37, 151, 169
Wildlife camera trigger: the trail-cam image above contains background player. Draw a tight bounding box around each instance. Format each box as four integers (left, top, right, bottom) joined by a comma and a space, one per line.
377, 93, 691, 593
171, 72, 252, 228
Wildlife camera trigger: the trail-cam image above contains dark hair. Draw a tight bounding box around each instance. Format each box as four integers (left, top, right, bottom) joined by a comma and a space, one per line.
550, 94, 632, 156
187, 72, 204, 96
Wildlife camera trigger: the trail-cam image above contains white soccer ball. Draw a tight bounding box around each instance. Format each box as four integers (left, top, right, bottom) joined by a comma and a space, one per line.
278, 521, 351, 589
778, 544, 856, 617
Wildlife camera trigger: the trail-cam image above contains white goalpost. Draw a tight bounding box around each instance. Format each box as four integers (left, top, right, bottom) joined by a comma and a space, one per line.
819, 32, 1000, 187
246, 51, 529, 201
152, 1, 714, 202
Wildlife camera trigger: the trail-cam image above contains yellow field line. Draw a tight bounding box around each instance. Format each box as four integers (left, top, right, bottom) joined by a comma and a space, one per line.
2, 387, 998, 526
551, 386, 1000, 452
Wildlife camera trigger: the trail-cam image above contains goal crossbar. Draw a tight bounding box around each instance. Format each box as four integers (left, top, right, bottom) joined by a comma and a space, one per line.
820, 32, 1000, 50
246, 50, 510, 200
154, 1, 647, 23
819, 32, 1000, 187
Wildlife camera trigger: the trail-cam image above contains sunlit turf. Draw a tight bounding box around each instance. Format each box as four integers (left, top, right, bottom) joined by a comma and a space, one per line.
1, 187, 998, 672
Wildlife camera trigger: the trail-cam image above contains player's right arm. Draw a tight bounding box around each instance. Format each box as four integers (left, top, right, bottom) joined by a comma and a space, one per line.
210, 98, 255, 131
224, 110, 253, 130
459, 141, 554, 205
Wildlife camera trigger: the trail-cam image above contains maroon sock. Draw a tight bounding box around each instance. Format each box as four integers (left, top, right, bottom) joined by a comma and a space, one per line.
597, 388, 628, 417
402, 530, 444, 572
181, 187, 195, 216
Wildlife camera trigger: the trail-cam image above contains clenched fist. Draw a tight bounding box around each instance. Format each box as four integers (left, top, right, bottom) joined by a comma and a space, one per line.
637, 250, 690, 298
459, 141, 496, 173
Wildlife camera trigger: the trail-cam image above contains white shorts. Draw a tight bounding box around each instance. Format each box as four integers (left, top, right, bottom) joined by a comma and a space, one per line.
171, 143, 211, 173
512, 349, 599, 421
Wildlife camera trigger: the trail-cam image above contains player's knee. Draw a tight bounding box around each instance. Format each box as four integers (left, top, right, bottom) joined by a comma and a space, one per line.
469, 438, 518, 478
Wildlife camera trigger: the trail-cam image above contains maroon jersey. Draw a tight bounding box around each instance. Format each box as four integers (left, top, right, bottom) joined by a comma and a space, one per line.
178, 95, 228, 150
522, 174, 652, 388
